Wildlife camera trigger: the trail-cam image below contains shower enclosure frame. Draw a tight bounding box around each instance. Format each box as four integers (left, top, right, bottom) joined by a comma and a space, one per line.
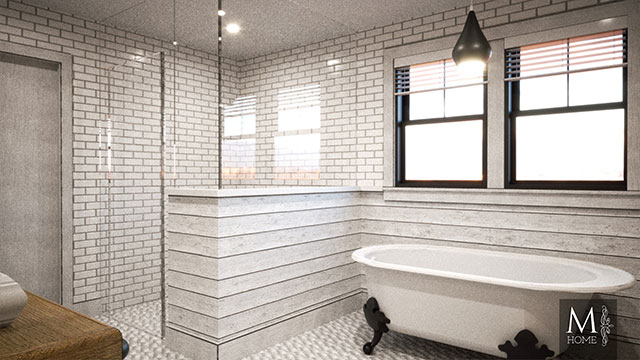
99, 50, 171, 336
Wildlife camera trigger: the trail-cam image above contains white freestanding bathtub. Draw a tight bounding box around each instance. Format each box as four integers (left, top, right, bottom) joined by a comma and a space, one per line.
352, 244, 635, 358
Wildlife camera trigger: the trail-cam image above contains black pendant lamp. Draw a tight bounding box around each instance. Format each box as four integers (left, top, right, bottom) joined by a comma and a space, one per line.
452, 2, 492, 74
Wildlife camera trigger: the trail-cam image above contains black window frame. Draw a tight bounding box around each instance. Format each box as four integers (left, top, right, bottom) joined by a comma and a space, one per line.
395, 62, 488, 188
505, 30, 628, 191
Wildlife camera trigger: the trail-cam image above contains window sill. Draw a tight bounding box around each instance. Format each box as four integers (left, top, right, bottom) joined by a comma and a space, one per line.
383, 186, 640, 210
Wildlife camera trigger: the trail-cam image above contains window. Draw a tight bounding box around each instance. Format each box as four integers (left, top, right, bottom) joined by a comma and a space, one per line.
275, 84, 321, 180
506, 30, 627, 189
222, 96, 257, 179
395, 59, 487, 187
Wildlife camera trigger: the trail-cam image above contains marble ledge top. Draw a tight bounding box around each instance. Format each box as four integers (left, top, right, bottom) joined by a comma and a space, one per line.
167, 186, 362, 198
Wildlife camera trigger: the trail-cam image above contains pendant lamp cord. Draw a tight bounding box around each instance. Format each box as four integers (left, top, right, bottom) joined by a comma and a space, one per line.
470, 0, 474, 11
173, 0, 177, 45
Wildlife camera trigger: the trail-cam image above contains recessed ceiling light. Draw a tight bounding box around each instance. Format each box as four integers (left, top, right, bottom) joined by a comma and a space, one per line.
218, 10, 226, 16
226, 23, 240, 34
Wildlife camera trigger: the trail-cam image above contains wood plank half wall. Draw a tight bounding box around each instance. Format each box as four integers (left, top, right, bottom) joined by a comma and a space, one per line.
166, 187, 365, 360
166, 187, 640, 359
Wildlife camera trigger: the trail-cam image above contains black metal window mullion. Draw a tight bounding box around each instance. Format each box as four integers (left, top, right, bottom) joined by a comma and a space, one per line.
566, 38, 570, 107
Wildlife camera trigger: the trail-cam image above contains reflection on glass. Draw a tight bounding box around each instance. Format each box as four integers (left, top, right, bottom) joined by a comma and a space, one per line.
222, 139, 256, 179
278, 84, 321, 132
405, 120, 483, 181
516, 109, 624, 181
224, 96, 256, 136
275, 134, 320, 179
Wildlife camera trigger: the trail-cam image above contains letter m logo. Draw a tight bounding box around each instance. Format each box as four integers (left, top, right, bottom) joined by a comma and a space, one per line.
567, 307, 597, 334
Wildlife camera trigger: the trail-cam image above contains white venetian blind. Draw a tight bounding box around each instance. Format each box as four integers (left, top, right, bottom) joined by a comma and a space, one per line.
394, 59, 484, 96
505, 29, 627, 81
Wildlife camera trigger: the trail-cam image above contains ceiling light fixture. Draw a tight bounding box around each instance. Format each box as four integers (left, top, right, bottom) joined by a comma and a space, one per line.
218, 9, 226, 16
452, 0, 492, 74
226, 23, 240, 34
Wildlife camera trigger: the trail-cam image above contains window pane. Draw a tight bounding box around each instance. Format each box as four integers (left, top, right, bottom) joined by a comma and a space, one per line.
405, 120, 483, 181
407, 59, 483, 120
409, 90, 444, 120
445, 85, 483, 117
519, 75, 566, 110
569, 67, 622, 106
516, 109, 624, 181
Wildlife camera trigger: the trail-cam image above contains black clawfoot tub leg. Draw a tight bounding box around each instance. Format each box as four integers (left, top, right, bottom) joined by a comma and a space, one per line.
362, 297, 390, 355
363, 330, 383, 355
498, 329, 554, 359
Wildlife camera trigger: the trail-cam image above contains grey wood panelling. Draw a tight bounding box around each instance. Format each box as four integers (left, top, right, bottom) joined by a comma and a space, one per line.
168, 251, 356, 298
166, 189, 366, 356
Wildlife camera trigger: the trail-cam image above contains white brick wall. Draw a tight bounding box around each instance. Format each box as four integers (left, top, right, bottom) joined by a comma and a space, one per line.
222, 0, 619, 188
0, 0, 239, 309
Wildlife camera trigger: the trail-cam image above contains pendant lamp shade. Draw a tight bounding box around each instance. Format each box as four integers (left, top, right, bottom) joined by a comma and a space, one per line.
452, 10, 492, 73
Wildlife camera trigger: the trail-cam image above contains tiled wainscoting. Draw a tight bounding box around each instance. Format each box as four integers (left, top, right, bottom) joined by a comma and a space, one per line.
165, 187, 640, 359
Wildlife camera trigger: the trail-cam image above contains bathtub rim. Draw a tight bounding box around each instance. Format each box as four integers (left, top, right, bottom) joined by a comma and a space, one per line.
352, 244, 636, 293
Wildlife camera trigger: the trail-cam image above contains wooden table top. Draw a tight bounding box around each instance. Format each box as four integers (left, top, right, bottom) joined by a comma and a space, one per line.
0, 292, 122, 360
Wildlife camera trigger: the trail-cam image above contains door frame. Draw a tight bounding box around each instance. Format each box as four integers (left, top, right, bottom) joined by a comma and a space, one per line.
0, 41, 73, 307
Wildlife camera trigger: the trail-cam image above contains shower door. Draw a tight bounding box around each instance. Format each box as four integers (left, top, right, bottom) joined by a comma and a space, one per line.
0, 51, 62, 303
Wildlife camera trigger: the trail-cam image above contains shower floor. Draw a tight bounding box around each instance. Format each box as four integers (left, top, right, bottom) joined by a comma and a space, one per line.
97, 301, 585, 360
